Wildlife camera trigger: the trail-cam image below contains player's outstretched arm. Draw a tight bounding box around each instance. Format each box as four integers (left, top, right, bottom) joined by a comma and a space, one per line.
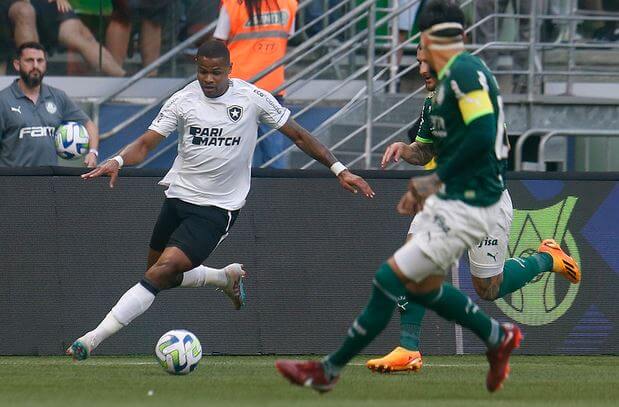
381, 141, 435, 168
278, 118, 375, 198
81, 130, 165, 188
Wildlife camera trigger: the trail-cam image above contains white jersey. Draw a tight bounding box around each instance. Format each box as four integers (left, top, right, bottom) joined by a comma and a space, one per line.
149, 79, 291, 210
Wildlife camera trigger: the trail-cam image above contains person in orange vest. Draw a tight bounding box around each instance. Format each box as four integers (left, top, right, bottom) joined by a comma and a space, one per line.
214, 0, 298, 168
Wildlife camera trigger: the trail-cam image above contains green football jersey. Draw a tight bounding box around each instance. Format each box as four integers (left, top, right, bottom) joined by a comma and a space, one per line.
428, 52, 508, 207
414, 93, 434, 144
414, 92, 509, 188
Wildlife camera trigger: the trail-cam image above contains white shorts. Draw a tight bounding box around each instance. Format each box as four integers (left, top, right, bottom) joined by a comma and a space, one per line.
467, 190, 513, 278
395, 195, 502, 282
406, 190, 513, 279
396, 0, 421, 32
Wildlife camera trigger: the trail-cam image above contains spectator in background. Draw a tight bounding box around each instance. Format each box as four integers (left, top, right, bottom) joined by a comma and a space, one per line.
474, 0, 535, 92
589, 0, 619, 42
29, 0, 126, 76
105, 0, 174, 76
303, 0, 344, 37
214, 0, 298, 169
0, 42, 100, 167
178, 0, 219, 47
0, 0, 39, 74
395, 0, 424, 67
548, 0, 618, 43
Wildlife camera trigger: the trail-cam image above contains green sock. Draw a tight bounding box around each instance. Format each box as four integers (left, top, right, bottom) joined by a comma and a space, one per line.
398, 296, 424, 350
325, 263, 405, 374
409, 282, 503, 348
498, 253, 553, 298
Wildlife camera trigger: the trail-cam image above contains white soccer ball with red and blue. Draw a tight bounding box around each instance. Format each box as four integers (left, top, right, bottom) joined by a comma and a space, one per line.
155, 329, 203, 375
54, 121, 90, 160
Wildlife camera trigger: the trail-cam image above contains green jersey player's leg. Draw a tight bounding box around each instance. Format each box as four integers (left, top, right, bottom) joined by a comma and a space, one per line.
275, 0, 580, 393
366, 21, 580, 374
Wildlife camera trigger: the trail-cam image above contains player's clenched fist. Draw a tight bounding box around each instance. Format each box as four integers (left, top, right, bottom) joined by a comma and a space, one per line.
397, 173, 442, 215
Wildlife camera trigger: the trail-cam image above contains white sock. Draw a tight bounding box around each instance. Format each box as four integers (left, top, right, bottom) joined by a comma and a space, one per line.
111, 282, 156, 325
181, 265, 228, 288
81, 282, 155, 351
85, 312, 124, 349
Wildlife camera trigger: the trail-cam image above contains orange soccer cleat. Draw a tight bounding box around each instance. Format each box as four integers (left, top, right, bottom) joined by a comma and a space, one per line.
366, 347, 423, 373
538, 239, 581, 284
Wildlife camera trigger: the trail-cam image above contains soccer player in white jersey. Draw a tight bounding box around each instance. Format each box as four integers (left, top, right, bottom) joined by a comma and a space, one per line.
67, 40, 374, 361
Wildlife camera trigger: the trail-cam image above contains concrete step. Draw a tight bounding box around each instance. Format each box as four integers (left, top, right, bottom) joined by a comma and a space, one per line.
543, 47, 619, 67
326, 95, 619, 134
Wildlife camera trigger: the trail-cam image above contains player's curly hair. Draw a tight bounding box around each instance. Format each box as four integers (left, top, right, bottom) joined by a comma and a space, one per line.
196, 40, 230, 64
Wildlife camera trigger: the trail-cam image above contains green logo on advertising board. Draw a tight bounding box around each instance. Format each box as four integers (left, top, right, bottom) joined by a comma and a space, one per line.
495, 197, 580, 326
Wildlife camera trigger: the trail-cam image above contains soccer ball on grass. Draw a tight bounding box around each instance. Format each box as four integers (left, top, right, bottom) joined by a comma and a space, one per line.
155, 329, 202, 375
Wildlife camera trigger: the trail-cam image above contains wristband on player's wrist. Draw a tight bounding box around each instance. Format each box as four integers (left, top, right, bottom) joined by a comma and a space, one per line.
330, 161, 347, 176
88, 149, 99, 157
111, 155, 124, 169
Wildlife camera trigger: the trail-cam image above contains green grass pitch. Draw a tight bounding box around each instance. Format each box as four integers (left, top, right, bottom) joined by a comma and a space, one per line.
1, 355, 617, 406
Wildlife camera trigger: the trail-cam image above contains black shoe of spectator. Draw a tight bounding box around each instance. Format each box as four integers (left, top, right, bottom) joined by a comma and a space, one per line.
592, 25, 619, 42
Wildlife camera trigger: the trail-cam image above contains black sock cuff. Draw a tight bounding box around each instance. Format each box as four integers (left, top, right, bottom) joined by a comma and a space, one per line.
140, 278, 160, 295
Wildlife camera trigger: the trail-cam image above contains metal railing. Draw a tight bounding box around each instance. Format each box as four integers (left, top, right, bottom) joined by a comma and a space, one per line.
94, 0, 320, 131
297, 0, 619, 170
94, 0, 619, 171
514, 129, 619, 171
139, 0, 423, 168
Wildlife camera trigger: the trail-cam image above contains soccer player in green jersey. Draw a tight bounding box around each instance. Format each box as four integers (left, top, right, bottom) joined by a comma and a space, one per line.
365, 40, 581, 374
275, 0, 580, 393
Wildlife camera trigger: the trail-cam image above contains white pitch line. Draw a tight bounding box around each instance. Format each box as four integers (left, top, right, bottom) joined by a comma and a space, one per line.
0, 360, 157, 366
0, 359, 488, 368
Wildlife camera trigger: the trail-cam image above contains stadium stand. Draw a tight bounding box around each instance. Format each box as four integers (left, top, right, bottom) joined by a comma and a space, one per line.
1, 0, 618, 170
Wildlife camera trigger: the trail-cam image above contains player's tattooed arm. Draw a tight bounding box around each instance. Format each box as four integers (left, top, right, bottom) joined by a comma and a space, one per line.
409, 142, 435, 165
382, 141, 435, 168
81, 130, 165, 188
472, 275, 503, 301
279, 118, 375, 198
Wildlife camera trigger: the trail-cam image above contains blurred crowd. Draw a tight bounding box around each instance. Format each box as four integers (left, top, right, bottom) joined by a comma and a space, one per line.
1, 1, 618, 77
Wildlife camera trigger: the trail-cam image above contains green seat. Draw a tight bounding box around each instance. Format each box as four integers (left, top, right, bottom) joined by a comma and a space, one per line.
70, 0, 113, 16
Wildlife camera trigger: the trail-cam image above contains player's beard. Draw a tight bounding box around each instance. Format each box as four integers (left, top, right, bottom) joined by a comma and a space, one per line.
19, 68, 44, 88
423, 75, 436, 92
426, 69, 438, 92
